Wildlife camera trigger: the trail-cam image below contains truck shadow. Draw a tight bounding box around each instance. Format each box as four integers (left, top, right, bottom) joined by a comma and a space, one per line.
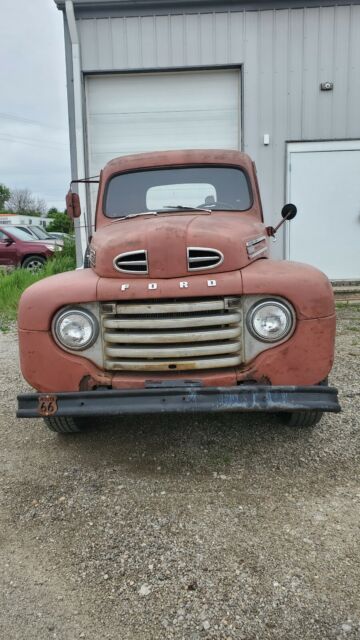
55, 411, 322, 478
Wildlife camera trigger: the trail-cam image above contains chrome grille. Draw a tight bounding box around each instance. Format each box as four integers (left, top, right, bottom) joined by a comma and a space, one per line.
187, 247, 224, 271
113, 250, 148, 274
101, 297, 242, 371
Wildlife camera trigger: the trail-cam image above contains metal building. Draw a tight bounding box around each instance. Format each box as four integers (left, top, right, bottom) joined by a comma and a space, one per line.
55, 0, 360, 280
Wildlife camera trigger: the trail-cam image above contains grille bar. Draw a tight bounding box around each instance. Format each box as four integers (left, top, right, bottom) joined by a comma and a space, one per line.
110, 299, 230, 314
105, 340, 241, 359
104, 355, 243, 372
103, 311, 241, 330
101, 297, 242, 372
104, 326, 241, 344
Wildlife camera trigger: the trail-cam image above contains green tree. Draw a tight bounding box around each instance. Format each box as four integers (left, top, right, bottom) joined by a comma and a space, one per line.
47, 207, 60, 218
47, 211, 73, 234
0, 184, 10, 210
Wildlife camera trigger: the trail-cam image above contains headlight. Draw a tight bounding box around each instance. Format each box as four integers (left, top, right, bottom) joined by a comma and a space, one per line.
52, 308, 99, 351
247, 299, 294, 343
45, 244, 55, 251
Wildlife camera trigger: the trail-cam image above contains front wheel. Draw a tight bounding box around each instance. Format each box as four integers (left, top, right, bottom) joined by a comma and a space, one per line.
43, 416, 88, 434
279, 411, 323, 427
278, 379, 327, 427
22, 255, 46, 272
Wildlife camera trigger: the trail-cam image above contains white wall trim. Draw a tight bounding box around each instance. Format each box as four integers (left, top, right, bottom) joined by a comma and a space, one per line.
65, 0, 88, 266
287, 140, 360, 154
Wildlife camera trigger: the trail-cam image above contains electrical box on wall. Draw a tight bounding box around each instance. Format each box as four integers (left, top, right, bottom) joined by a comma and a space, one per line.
320, 82, 334, 91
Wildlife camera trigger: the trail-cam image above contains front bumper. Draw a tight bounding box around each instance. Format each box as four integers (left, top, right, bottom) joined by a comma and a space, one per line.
17, 384, 340, 418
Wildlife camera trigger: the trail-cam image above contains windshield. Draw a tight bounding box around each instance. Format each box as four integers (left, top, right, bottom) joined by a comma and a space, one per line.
104, 166, 252, 218
3, 226, 43, 241
30, 226, 52, 239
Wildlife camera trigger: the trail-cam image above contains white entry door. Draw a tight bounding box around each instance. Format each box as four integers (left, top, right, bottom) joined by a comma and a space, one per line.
287, 141, 360, 281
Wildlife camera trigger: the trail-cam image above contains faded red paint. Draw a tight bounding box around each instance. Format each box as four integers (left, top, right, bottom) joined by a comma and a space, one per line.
18, 149, 337, 401
93, 211, 266, 279
18, 314, 335, 393
95, 149, 262, 228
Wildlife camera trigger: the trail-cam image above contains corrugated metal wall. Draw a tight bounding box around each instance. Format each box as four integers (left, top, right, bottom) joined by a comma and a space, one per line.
76, 5, 360, 254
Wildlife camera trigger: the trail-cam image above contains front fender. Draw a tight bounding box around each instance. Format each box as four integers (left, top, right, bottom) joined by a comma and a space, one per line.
18, 269, 99, 331
242, 259, 334, 319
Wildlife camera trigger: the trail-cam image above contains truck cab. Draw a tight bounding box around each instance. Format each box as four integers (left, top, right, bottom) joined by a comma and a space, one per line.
17, 150, 340, 432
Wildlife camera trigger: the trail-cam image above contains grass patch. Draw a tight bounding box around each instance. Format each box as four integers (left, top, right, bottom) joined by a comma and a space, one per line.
336, 302, 360, 310
0, 240, 76, 331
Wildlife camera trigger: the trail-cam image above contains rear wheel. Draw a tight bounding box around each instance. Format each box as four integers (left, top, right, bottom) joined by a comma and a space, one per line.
22, 255, 46, 272
43, 416, 87, 434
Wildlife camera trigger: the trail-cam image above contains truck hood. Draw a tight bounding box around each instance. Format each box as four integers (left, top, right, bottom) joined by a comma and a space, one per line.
91, 212, 268, 278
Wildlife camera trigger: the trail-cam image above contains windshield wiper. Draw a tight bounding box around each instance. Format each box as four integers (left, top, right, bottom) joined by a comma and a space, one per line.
111, 205, 212, 222
112, 211, 159, 221
163, 205, 212, 213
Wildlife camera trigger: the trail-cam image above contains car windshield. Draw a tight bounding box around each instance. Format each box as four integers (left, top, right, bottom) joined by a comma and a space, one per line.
29, 226, 52, 240
3, 226, 42, 241
104, 166, 252, 217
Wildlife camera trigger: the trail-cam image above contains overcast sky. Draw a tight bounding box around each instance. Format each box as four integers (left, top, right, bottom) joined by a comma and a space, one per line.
0, 0, 70, 211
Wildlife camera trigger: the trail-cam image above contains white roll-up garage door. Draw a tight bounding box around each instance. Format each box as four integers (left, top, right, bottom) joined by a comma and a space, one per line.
85, 69, 241, 180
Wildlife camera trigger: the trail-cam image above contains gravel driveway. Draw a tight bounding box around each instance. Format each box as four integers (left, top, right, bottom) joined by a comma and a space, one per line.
1, 307, 359, 640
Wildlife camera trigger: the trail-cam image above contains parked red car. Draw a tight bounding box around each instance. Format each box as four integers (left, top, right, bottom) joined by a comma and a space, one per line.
0, 225, 57, 270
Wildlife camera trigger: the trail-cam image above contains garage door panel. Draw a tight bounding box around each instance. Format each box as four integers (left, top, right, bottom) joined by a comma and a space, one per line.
86, 69, 241, 178
89, 112, 238, 163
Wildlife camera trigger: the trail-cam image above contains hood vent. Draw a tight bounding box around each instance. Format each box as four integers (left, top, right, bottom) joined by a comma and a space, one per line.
114, 250, 148, 274
187, 247, 224, 272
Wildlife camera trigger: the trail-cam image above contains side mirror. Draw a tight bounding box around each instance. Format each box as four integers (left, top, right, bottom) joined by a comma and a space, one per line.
66, 190, 81, 219
281, 203, 297, 221
0, 237, 13, 246
266, 203, 298, 237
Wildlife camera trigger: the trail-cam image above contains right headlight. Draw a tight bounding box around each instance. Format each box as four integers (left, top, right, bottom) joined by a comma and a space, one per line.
247, 299, 294, 343
52, 307, 99, 351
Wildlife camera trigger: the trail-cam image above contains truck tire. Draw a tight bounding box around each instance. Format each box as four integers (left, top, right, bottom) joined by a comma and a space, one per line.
43, 416, 86, 434
279, 379, 327, 427
22, 255, 46, 271
279, 410, 323, 427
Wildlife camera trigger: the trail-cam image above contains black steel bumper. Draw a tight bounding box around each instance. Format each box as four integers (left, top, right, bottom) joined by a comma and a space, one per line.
17, 384, 341, 418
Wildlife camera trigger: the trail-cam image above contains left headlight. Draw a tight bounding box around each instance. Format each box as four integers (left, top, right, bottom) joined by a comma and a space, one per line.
247, 299, 294, 343
52, 308, 99, 351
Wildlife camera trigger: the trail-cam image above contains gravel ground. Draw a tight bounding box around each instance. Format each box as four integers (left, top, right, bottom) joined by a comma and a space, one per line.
0, 307, 359, 640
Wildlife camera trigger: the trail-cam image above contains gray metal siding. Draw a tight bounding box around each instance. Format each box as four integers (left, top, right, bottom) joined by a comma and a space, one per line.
75, 5, 360, 255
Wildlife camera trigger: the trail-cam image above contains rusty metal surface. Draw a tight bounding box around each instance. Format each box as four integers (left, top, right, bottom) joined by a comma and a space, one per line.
96, 149, 261, 225
17, 149, 336, 397
90, 150, 266, 280
18, 312, 335, 393
17, 269, 99, 331
242, 259, 335, 320
17, 385, 341, 419
92, 211, 267, 280
101, 297, 243, 372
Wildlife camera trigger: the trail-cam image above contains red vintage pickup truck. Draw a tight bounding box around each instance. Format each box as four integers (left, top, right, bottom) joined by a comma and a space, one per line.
17, 150, 340, 432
